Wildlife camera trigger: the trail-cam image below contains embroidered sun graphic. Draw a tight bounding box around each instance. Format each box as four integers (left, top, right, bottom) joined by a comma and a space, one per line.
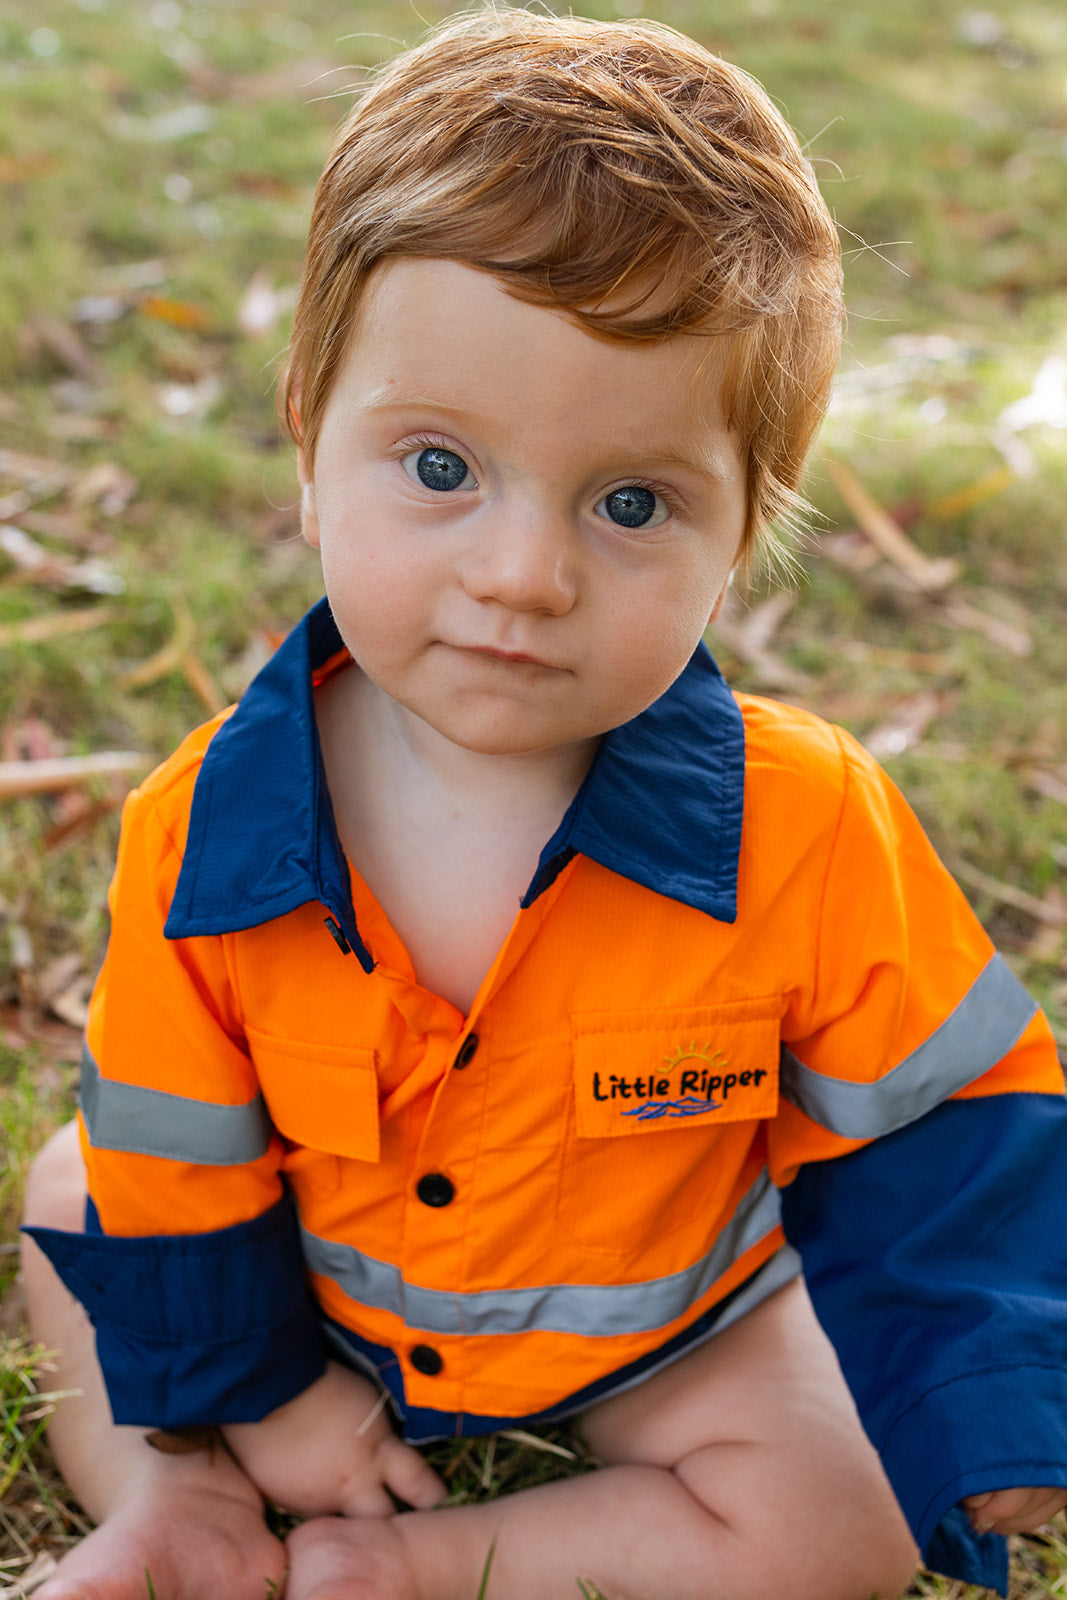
661, 1042, 727, 1075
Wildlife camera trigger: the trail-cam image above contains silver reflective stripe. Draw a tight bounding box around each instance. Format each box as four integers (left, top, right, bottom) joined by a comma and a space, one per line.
301, 1167, 782, 1338
780, 952, 1037, 1141
79, 1041, 273, 1166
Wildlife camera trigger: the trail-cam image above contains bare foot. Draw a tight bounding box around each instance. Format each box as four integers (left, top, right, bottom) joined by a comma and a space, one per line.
284, 1516, 421, 1600
33, 1483, 286, 1600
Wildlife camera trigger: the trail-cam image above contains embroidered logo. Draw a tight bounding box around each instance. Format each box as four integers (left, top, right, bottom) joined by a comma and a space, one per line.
589, 1040, 769, 1122
572, 1009, 781, 1140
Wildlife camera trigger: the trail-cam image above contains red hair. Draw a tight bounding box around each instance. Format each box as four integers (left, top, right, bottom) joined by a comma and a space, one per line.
281, 7, 842, 561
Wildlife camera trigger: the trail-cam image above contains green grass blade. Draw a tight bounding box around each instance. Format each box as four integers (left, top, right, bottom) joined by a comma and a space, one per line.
475, 1530, 500, 1600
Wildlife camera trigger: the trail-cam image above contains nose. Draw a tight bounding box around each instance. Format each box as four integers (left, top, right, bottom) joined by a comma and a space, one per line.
460, 508, 578, 616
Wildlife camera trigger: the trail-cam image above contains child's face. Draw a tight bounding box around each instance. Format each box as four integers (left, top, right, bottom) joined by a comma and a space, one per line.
299, 258, 746, 759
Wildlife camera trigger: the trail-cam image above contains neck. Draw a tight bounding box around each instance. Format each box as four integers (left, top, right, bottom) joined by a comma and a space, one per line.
339, 669, 600, 821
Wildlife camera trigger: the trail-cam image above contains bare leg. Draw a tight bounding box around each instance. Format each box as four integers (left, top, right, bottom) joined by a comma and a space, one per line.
20, 1121, 286, 1600
285, 1280, 918, 1600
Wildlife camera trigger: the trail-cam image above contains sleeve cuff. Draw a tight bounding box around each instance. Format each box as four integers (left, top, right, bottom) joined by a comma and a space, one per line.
881, 1364, 1067, 1593
24, 1193, 327, 1427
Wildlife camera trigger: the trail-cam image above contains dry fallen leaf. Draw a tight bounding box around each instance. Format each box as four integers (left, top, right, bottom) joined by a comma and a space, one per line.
26, 312, 98, 381
0, 606, 120, 647
0, 151, 55, 183
70, 462, 138, 516
48, 976, 92, 1032
119, 597, 196, 688
1026, 889, 1067, 963
181, 648, 227, 715
35, 952, 83, 1009
0, 752, 147, 799
929, 466, 1015, 520
940, 597, 1032, 657
838, 642, 959, 673
862, 691, 944, 760
140, 293, 213, 331
708, 591, 812, 692
0, 524, 123, 595
818, 530, 883, 574
40, 792, 124, 857
16, 507, 99, 549
1027, 769, 1067, 806
823, 459, 959, 593
952, 859, 1067, 927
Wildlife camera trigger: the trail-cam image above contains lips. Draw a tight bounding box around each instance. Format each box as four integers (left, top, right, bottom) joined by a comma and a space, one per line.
461, 644, 550, 666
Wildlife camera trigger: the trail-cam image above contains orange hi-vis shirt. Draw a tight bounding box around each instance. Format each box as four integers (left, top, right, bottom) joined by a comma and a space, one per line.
29, 600, 1067, 1591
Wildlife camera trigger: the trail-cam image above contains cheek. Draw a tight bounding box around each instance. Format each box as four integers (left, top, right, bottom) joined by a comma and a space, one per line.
640, 564, 729, 653
602, 588, 714, 712
318, 526, 429, 636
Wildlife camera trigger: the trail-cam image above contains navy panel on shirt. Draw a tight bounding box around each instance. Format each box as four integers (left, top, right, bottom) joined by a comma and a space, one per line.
782, 1092, 1067, 1594
25, 1194, 327, 1427
165, 597, 747, 956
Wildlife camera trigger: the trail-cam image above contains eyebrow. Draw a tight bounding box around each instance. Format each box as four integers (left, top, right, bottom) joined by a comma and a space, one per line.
362, 392, 471, 419
363, 394, 734, 482
642, 446, 737, 481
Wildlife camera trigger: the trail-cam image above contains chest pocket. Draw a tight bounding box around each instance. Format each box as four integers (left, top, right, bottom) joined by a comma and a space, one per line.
246, 1027, 381, 1163
556, 1000, 781, 1256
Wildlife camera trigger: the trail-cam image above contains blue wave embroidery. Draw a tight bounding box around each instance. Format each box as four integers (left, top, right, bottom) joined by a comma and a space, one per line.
621, 1096, 721, 1122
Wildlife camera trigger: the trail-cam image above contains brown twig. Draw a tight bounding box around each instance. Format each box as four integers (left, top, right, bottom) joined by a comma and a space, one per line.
823, 459, 959, 593
0, 753, 147, 799
0, 607, 120, 646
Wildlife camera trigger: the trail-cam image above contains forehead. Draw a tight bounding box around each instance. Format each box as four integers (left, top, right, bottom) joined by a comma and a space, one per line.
332, 258, 737, 464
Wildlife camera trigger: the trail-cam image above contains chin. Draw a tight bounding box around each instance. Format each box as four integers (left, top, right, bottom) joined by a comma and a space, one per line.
442, 723, 556, 757
425, 705, 573, 758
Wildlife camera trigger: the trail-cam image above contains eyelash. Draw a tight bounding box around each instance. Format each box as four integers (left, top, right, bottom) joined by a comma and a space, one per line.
396, 436, 684, 519
607, 475, 683, 519
400, 431, 469, 461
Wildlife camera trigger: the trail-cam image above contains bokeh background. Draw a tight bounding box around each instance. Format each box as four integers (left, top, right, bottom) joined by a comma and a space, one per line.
1, 0, 1065, 1590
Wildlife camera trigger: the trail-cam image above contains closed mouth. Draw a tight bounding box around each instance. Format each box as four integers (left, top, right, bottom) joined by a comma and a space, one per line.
462, 645, 550, 666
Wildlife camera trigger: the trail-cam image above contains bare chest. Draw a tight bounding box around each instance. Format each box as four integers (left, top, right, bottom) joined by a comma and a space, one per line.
347, 816, 542, 1015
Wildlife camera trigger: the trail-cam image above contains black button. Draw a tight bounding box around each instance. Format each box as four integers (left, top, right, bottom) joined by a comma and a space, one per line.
322, 916, 351, 955
410, 1344, 443, 1376
417, 1172, 455, 1208
453, 1033, 479, 1070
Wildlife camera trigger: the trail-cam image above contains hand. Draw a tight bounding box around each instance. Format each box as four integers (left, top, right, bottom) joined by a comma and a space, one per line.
963, 1486, 1067, 1536
223, 1361, 445, 1519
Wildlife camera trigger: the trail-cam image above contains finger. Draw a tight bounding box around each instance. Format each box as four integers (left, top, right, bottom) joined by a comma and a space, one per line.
337, 1473, 398, 1519
984, 1490, 1067, 1536
379, 1435, 447, 1509
968, 1487, 1067, 1535
962, 1492, 994, 1511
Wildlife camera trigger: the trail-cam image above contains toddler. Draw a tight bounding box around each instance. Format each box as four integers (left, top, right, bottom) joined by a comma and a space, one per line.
22, 10, 1067, 1599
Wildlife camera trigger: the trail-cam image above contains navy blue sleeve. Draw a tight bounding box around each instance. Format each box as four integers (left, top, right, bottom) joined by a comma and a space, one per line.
780, 1092, 1067, 1596
24, 1192, 327, 1428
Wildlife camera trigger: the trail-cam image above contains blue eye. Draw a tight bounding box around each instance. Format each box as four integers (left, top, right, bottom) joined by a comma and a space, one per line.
404, 447, 474, 492
597, 485, 668, 529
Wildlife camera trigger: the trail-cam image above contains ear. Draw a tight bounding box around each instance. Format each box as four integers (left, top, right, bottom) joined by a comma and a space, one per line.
296, 447, 320, 550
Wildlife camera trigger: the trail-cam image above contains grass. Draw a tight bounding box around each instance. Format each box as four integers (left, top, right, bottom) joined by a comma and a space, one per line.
1, 0, 1066, 1593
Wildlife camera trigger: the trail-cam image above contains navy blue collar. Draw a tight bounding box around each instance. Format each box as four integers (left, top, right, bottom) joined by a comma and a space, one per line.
165, 598, 745, 971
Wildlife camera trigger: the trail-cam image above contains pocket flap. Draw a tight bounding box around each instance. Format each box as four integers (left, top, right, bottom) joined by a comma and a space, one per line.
571, 1000, 781, 1139
247, 1029, 380, 1163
